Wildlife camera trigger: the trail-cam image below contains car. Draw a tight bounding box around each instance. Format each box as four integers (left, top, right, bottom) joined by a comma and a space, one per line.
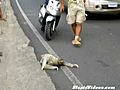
64, 0, 120, 14
85, 0, 120, 14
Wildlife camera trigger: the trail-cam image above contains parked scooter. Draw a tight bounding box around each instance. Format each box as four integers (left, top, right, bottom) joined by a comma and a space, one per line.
38, 0, 61, 40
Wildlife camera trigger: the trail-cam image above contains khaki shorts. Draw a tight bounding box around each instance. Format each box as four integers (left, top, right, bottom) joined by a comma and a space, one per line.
66, 1, 86, 24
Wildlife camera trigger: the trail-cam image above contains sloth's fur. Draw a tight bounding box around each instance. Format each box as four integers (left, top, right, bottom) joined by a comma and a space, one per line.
40, 53, 79, 70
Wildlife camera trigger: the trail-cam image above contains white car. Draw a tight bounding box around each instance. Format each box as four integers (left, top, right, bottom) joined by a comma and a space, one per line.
85, 0, 120, 14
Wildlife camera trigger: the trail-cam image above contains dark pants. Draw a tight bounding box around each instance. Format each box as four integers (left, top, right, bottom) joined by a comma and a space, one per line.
41, 13, 48, 31
45, 0, 49, 5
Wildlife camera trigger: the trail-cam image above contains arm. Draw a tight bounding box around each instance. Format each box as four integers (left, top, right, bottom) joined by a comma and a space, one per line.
83, 0, 86, 3
60, 0, 64, 12
64, 61, 79, 68
83, 0, 86, 7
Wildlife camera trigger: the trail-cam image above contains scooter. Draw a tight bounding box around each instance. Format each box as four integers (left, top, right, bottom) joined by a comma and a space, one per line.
38, 0, 61, 40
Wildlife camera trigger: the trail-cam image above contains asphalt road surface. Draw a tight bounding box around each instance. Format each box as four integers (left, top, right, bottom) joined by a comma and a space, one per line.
11, 0, 120, 90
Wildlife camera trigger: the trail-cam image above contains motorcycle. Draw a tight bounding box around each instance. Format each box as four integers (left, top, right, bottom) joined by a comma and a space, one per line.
38, 0, 61, 40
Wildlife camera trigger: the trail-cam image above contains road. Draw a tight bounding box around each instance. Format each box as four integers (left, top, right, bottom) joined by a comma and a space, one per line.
11, 0, 120, 90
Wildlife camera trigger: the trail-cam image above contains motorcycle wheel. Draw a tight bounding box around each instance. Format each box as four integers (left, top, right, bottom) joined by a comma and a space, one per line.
44, 22, 54, 41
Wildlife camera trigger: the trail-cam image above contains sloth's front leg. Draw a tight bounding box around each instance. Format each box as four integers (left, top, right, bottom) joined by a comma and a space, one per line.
64, 62, 79, 68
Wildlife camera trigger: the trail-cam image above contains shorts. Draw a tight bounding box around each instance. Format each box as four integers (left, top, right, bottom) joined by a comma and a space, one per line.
66, 2, 86, 24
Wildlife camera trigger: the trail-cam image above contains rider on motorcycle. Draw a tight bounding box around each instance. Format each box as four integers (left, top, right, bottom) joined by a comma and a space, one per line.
40, 0, 49, 31
45, 0, 49, 5
41, 0, 61, 32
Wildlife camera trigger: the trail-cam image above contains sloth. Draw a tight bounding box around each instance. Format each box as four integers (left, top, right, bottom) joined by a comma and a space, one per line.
40, 53, 79, 70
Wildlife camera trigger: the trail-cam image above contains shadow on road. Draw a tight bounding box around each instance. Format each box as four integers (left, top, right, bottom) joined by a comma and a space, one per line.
86, 13, 120, 20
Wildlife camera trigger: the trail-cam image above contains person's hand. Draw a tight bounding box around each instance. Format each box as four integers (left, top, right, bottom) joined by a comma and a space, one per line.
60, 4, 64, 12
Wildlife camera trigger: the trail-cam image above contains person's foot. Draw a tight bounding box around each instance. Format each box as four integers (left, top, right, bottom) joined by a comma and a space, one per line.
78, 37, 81, 42
72, 36, 82, 46
72, 39, 81, 46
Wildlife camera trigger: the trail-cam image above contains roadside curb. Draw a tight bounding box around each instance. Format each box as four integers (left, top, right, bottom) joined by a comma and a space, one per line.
0, 0, 56, 90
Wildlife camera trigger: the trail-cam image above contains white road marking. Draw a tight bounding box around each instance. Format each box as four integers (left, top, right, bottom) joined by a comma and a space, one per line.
15, 0, 84, 89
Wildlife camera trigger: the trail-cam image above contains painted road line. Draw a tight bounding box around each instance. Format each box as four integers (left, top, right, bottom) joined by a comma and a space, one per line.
15, 0, 84, 88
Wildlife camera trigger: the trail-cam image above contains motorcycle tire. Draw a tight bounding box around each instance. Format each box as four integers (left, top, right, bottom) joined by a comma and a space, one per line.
44, 22, 54, 41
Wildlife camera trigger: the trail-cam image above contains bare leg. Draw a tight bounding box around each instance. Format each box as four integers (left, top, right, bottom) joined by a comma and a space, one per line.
72, 23, 76, 34
75, 22, 82, 36
72, 22, 82, 45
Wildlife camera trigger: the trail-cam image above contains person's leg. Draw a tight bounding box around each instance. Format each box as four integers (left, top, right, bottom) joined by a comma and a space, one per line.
75, 22, 82, 41
67, 3, 76, 33
72, 10, 85, 46
75, 22, 82, 36
41, 13, 47, 32
72, 23, 76, 34
72, 22, 82, 45
55, 16, 60, 28
67, 3, 82, 45
75, 3, 86, 42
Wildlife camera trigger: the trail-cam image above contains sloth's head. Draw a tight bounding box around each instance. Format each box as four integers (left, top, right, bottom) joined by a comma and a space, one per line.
58, 59, 64, 66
